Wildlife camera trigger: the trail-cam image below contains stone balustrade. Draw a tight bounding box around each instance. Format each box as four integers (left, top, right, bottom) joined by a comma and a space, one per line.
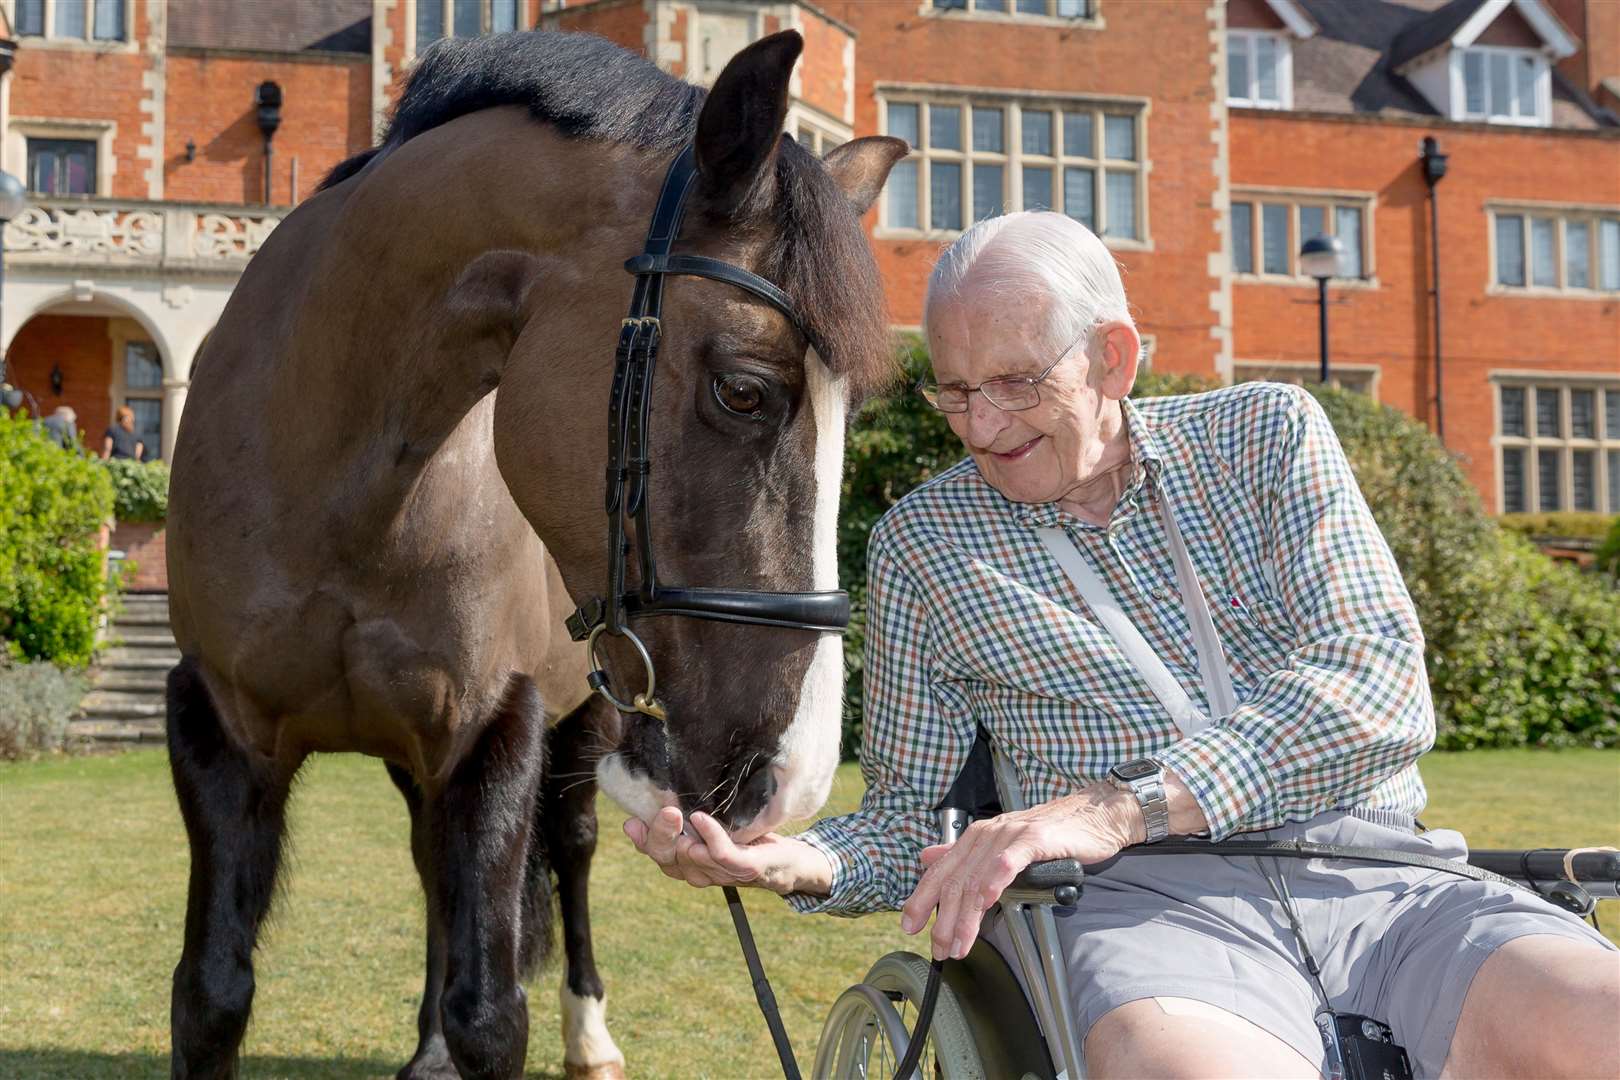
3, 198, 286, 274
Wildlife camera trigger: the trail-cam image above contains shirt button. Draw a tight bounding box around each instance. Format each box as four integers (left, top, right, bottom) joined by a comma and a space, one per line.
1152, 586, 1171, 601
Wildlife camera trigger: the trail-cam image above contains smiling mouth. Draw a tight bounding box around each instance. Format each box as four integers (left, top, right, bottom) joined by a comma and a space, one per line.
987, 436, 1041, 461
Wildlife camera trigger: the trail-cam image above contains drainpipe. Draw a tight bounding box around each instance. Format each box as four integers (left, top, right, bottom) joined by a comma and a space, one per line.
1421, 136, 1449, 445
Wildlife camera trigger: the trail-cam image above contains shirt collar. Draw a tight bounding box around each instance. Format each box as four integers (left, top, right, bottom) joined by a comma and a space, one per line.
1006, 397, 1164, 530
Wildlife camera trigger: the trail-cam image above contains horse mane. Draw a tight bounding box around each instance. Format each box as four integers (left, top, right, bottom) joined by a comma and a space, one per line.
318, 31, 895, 395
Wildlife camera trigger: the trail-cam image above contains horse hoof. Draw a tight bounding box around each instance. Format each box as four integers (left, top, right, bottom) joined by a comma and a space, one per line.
397, 1038, 461, 1080
564, 1061, 627, 1080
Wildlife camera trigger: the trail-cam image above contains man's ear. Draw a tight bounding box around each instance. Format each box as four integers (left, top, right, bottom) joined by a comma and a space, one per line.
1095, 321, 1141, 401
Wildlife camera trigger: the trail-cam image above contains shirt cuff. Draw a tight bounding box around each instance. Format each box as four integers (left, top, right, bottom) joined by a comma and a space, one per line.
782, 823, 877, 916
1154, 723, 1277, 840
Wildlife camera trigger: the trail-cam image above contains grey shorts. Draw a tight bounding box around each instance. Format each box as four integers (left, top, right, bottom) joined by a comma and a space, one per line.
981, 809, 1614, 1078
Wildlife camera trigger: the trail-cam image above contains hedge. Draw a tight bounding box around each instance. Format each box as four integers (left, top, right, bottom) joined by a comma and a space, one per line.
0, 411, 116, 665
837, 344, 1617, 755
101, 457, 170, 524
1497, 512, 1617, 542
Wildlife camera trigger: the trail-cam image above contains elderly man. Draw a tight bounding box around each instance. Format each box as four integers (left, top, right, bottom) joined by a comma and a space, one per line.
626, 212, 1617, 1078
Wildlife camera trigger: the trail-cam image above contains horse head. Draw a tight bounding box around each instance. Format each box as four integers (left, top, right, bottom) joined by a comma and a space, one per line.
489, 33, 905, 841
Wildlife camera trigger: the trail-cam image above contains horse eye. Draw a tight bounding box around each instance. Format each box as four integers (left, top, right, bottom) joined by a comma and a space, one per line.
713, 373, 766, 419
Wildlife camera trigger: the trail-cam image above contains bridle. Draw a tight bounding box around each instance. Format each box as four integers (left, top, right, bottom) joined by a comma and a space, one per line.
564, 141, 939, 1080
564, 143, 850, 722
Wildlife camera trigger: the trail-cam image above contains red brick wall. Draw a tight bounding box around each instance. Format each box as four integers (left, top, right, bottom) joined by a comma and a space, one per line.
111, 521, 168, 591
10, 38, 155, 199
825, 0, 1225, 377
1227, 0, 1286, 32
163, 51, 372, 206
797, 7, 852, 123
6, 316, 114, 443
547, 0, 649, 56
1230, 111, 1620, 503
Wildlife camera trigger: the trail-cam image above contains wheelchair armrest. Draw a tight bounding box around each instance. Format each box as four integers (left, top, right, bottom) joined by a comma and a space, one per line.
1468, 849, 1620, 897
1001, 858, 1084, 907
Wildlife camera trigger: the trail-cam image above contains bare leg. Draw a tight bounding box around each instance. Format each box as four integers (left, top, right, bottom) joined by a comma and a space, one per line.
545, 700, 626, 1080
387, 762, 459, 1080
1440, 935, 1620, 1079
431, 675, 547, 1080
1084, 997, 1318, 1080
166, 660, 298, 1080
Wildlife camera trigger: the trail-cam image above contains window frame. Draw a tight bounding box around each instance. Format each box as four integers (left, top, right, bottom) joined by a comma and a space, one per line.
1488, 203, 1620, 296
1226, 29, 1293, 110
107, 319, 165, 462
786, 104, 853, 159
1229, 187, 1376, 285
410, 0, 522, 55
11, 0, 131, 47
10, 119, 116, 197
1493, 375, 1620, 513
876, 87, 1149, 248
25, 136, 99, 197
1455, 45, 1550, 126
1234, 360, 1380, 399
921, 0, 1101, 28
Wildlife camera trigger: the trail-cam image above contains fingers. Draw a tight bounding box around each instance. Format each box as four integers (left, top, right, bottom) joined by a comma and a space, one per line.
623, 809, 765, 890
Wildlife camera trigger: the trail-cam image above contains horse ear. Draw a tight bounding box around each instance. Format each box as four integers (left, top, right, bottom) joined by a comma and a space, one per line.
820, 137, 910, 217
694, 30, 802, 217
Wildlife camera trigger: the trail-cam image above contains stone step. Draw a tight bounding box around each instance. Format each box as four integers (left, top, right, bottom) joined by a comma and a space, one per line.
70, 718, 165, 743
105, 629, 177, 649
93, 669, 169, 692
113, 609, 172, 627
118, 593, 170, 607
79, 691, 166, 719
98, 647, 180, 669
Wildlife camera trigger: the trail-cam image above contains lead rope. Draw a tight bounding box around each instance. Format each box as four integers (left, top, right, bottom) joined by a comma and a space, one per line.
723, 886, 945, 1080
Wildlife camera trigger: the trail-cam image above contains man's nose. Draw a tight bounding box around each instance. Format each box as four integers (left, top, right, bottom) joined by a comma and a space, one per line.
963, 392, 1009, 445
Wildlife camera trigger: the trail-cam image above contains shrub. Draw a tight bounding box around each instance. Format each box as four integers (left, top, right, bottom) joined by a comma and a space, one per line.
1597, 518, 1620, 581
0, 411, 116, 665
0, 654, 88, 759
1497, 512, 1617, 542
101, 457, 169, 523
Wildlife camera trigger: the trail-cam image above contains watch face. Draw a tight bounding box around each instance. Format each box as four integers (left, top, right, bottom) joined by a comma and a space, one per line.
1111, 759, 1159, 782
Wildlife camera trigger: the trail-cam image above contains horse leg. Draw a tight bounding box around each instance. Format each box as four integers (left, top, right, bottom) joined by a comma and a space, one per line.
387, 762, 460, 1080
166, 659, 297, 1080
546, 699, 627, 1080
430, 674, 547, 1080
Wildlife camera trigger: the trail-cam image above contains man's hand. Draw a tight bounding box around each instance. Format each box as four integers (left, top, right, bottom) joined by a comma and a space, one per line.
623, 807, 833, 897
899, 782, 1140, 961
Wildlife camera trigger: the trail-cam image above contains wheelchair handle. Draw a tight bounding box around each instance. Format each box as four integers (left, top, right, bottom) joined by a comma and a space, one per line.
1003, 857, 1084, 908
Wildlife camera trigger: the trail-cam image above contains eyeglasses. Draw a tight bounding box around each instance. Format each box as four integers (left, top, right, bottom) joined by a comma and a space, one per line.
917, 327, 1089, 414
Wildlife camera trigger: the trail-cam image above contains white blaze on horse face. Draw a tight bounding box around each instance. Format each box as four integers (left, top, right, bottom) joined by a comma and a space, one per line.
595, 751, 676, 823
734, 350, 846, 844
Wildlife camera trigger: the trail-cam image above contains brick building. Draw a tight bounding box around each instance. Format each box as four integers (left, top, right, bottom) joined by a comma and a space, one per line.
2, 0, 1616, 518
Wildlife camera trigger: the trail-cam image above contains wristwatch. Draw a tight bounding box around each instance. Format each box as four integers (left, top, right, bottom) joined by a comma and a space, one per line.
1107, 758, 1170, 844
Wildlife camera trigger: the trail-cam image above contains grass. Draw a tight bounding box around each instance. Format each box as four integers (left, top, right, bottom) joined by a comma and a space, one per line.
1, 748, 1615, 1079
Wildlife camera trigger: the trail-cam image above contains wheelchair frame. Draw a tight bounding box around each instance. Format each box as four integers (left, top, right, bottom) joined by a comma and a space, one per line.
810, 743, 1619, 1080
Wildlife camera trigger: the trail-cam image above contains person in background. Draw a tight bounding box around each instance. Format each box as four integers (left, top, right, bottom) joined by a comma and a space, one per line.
101, 405, 145, 462
39, 406, 79, 450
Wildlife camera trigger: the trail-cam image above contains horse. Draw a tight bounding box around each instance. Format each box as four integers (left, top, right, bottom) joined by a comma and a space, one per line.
163, 29, 904, 1080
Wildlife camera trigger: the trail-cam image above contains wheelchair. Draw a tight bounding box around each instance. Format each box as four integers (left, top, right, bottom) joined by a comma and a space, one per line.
810, 734, 1620, 1080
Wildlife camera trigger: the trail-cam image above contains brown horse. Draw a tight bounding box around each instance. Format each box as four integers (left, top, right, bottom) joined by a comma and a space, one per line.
164, 29, 903, 1080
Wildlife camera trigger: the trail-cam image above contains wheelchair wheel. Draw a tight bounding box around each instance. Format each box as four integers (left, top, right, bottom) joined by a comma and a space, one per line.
812, 951, 986, 1080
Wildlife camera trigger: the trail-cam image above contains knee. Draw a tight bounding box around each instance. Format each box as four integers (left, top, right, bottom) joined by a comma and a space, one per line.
172, 957, 255, 1042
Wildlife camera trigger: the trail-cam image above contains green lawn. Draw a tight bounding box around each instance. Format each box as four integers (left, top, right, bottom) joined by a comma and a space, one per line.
1, 748, 1614, 1079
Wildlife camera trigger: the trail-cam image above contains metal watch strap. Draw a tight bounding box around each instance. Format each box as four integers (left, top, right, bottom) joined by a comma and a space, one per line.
1111, 760, 1170, 843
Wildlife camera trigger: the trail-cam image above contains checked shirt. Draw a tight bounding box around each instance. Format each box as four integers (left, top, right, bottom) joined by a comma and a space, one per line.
790, 382, 1435, 916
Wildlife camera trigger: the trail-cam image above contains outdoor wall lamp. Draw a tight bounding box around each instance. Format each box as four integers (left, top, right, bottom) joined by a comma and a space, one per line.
185, 137, 196, 163
1299, 234, 1345, 385
50, 362, 64, 396
255, 81, 283, 205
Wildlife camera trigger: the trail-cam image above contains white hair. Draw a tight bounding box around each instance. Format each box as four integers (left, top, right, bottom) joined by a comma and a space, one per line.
923, 211, 1134, 356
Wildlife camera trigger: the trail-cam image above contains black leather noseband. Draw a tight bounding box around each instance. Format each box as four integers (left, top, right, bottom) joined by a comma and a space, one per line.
567, 144, 850, 720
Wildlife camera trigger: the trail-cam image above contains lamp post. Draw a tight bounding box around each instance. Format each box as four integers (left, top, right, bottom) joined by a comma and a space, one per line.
1299, 233, 1344, 385
0, 169, 28, 411
1421, 135, 1449, 444
255, 81, 283, 205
